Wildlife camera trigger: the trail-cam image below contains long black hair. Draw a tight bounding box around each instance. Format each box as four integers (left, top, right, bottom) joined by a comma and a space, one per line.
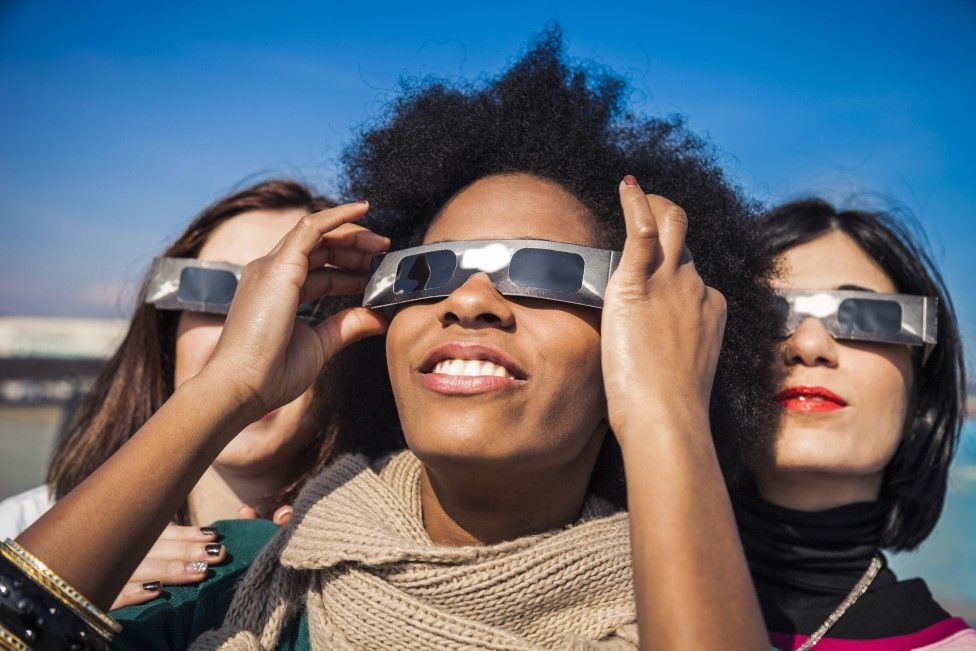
316, 27, 782, 503
757, 197, 966, 550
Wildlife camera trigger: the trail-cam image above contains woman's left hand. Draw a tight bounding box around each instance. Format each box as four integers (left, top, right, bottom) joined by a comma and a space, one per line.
600, 176, 727, 444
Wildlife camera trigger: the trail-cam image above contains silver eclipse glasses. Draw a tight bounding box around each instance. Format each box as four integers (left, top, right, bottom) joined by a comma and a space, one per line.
362, 240, 622, 311
775, 289, 938, 357
145, 257, 322, 323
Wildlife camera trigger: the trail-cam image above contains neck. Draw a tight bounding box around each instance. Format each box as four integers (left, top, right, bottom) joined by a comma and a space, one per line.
187, 464, 292, 526
755, 468, 883, 511
420, 442, 602, 546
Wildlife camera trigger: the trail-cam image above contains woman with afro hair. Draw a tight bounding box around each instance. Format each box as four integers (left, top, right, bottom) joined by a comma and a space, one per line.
8, 29, 780, 649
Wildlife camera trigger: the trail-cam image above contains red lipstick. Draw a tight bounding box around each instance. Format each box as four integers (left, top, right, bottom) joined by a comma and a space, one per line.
776, 386, 848, 413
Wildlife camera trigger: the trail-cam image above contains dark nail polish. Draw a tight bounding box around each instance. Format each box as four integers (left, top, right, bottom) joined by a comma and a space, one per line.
199, 527, 217, 536
142, 581, 161, 592
623, 175, 639, 188
205, 544, 222, 557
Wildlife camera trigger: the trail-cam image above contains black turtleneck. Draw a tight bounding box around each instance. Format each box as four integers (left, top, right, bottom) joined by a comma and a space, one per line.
734, 489, 951, 639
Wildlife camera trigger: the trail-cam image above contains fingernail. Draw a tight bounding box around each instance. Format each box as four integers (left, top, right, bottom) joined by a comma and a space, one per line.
142, 581, 161, 592
199, 527, 217, 536
623, 175, 640, 188
354, 199, 369, 205
187, 560, 209, 573
205, 544, 222, 557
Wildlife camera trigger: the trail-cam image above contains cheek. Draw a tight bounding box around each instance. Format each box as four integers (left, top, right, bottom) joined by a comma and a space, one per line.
384, 308, 422, 391
850, 347, 914, 446
531, 313, 604, 415
174, 324, 223, 388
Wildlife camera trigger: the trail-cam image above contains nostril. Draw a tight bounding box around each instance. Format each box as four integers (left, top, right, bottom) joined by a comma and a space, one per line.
481, 313, 501, 324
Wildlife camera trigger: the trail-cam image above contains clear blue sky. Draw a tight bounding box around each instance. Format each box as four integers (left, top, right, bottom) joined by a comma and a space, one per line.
1, 0, 974, 359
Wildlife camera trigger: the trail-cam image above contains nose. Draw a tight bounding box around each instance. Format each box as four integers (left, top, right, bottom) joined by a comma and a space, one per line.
437, 273, 516, 330
782, 317, 839, 368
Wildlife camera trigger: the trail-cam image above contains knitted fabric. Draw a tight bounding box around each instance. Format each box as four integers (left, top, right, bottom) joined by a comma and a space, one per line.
192, 450, 637, 650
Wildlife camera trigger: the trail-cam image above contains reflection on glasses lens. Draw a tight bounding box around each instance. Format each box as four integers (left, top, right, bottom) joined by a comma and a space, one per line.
178, 267, 238, 305
837, 298, 902, 336
394, 250, 457, 294
509, 249, 584, 293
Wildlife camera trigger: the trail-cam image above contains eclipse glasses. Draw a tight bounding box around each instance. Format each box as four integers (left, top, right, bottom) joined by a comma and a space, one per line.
145, 240, 621, 322
775, 289, 938, 358
146, 247, 940, 361
145, 257, 322, 323
361, 240, 621, 311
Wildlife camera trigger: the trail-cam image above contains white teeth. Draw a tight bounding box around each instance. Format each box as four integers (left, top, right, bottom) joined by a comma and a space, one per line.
430, 358, 514, 378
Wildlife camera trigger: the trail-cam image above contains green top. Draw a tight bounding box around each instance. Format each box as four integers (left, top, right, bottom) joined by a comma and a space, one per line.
111, 519, 309, 650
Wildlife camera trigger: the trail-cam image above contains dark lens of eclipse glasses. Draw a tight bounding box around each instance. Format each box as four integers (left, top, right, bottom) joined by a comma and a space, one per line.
394, 250, 457, 294
509, 248, 585, 292
177, 267, 238, 305
837, 298, 902, 336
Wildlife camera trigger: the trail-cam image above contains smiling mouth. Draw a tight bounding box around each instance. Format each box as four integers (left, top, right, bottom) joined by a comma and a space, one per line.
775, 386, 848, 413
430, 359, 515, 378
419, 343, 527, 395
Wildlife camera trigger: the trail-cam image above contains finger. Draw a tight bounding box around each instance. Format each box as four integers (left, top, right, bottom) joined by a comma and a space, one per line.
238, 505, 259, 519
645, 194, 689, 272
125, 557, 211, 584
112, 581, 164, 610
272, 505, 293, 526
275, 201, 372, 259
307, 246, 378, 273
318, 223, 390, 252
155, 523, 220, 543
145, 538, 227, 563
299, 269, 370, 303
617, 176, 661, 276
315, 306, 389, 361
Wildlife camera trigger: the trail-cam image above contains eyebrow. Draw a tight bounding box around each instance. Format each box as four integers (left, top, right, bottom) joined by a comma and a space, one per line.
836, 284, 878, 293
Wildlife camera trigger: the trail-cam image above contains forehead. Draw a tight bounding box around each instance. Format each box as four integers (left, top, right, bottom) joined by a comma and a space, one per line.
423, 174, 597, 246
774, 230, 897, 293
197, 208, 306, 265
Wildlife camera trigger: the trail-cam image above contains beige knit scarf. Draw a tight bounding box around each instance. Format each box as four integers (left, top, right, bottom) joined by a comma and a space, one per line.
192, 451, 637, 650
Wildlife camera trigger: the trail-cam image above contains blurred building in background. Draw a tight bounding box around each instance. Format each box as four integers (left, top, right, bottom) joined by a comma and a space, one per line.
0, 317, 126, 500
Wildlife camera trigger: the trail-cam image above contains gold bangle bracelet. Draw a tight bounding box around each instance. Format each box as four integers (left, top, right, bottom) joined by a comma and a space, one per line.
0, 540, 120, 642
0, 623, 29, 651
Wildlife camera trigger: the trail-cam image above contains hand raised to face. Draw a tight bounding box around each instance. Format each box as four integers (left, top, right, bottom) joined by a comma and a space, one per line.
601, 176, 727, 442
203, 201, 391, 421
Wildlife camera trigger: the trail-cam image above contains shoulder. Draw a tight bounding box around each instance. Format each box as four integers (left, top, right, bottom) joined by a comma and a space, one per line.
0, 484, 52, 539
770, 577, 976, 650
111, 519, 279, 649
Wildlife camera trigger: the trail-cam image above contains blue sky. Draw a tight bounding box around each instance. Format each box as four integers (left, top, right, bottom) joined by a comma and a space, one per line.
1, 0, 974, 358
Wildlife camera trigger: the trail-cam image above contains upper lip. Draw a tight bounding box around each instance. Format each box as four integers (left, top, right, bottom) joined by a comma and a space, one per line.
775, 385, 848, 406
420, 342, 528, 380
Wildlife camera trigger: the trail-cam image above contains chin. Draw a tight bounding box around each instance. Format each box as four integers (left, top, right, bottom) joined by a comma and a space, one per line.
772, 441, 891, 478
214, 427, 301, 472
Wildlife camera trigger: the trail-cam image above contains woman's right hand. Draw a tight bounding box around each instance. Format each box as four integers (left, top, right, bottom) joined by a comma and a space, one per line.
202, 201, 390, 420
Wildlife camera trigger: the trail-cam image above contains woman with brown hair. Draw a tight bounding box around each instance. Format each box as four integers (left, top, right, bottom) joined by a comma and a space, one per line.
0, 178, 339, 608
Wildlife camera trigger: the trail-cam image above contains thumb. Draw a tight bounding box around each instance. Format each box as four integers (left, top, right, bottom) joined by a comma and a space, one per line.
315, 306, 388, 360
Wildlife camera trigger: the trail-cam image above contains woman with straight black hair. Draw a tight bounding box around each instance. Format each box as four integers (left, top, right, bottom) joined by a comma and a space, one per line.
738, 198, 975, 649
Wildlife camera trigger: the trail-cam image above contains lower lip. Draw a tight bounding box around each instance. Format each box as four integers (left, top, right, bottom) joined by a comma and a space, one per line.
779, 398, 844, 413
421, 372, 523, 395
259, 410, 278, 421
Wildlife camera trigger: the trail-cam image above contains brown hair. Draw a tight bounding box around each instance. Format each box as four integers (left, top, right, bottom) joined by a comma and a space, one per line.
47, 179, 337, 524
